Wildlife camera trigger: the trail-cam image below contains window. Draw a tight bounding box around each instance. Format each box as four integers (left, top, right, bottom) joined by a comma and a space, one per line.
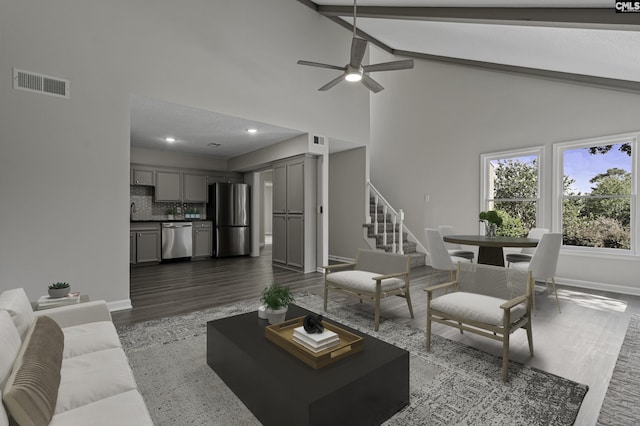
553, 133, 637, 253
481, 147, 544, 237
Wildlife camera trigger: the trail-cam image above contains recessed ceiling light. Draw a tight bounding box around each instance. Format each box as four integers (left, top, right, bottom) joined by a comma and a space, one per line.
247, 128, 258, 134
164, 137, 176, 143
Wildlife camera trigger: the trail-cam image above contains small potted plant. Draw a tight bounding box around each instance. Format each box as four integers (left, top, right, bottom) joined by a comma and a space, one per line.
260, 283, 295, 324
166, 208, 176, 220
479, 210, 503, 238
48, 282, 70, 298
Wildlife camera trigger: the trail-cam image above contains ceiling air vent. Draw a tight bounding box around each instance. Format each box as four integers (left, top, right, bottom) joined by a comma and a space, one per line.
13, 68, 70, 99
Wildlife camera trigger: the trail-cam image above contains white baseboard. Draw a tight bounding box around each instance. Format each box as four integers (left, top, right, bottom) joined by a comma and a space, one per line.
556, 277, 640, 297
107, 299, 132, 312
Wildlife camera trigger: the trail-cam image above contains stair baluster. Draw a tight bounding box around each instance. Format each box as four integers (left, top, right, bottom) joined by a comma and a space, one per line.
398, 209, 404, 255
392, 214, 397, 253
382, 205, 388, 247
374, 195, 379, 236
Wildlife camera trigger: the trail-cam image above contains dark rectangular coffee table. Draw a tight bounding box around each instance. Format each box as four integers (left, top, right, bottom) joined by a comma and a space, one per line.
206, 304, 409, 426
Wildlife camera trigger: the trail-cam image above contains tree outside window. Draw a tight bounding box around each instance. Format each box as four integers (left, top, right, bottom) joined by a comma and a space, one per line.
561, 142, 632, 250
482, 149, 542, 237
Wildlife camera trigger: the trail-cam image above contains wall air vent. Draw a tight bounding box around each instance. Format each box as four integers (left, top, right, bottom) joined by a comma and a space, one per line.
13, 68, 70, 99
313, 135, 326, 146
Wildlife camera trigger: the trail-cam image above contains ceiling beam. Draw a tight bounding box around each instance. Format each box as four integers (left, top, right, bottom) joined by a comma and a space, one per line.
393, 49, 640, 94
296, 1, 640, 94
317, 6, 640, 31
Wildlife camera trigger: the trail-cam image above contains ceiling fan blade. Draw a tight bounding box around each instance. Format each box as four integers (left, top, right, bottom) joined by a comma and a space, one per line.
318, 74, 346, 91
361, 74, 384, 93
350, 37, 367, 68
297, 60, 345, 72
363, 59, 414, 73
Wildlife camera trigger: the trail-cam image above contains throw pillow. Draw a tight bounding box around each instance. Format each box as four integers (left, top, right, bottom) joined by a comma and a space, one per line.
0, 289, 35, 342
3, 316, 64, 426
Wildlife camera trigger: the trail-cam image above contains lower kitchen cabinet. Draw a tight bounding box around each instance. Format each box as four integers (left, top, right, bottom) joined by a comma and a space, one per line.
272, 215, 287, 265
193, 221, 212, 258
130, 223, 161, 264
272, 214, 304, 270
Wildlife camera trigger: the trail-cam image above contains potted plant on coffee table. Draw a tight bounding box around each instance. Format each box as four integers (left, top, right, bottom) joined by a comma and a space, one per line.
48, 282, 70, 298
260, 283, 295, 324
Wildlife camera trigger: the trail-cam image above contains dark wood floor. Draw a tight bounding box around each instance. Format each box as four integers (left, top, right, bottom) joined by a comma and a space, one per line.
115, 246, 640, 425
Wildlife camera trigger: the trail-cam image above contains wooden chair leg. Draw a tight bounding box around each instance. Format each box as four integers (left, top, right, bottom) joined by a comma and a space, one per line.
502, 310, 511, 382
323, 281, 328, 311
374, 292, 381, 332
526, 320, 534, 357
405, 290, 414, 319
426, 312, 432, 352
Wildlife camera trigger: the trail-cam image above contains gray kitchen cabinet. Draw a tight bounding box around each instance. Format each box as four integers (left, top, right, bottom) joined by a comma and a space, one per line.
193, 221, 212, 257
271, 155, 317, 272
131, 168, 154, 186
286, 215, 304, 269
130, 231, 136, 264
131, 223, 161, 264
184, 174, 208, 202
272, 215, 287, 265
286, 159, 305, 214
272, 163, 287, 213
155, 171, 182, 201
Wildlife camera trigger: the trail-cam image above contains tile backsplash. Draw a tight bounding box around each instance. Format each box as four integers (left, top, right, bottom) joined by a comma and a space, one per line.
130, 186, 206, 220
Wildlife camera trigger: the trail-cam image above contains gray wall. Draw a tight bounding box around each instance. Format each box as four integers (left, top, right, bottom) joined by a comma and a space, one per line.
0, 0, 369, 305
369, 47, 640, 293
329, 147, 369, 259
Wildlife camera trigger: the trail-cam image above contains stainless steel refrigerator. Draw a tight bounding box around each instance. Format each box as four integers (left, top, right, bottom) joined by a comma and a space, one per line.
207, 183, 251, 257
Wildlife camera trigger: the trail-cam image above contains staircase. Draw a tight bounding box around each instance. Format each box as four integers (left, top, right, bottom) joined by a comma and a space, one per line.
363, 186, 426, 268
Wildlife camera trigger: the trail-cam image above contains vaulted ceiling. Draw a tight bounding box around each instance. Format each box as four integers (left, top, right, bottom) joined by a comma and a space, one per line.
131, 1, 640, 161
301, 0, 640, 92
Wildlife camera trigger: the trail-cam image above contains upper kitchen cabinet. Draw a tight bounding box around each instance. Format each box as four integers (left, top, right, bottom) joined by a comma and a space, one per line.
272, 163, 287, 213
155, 171, 182, 201
131, 168, 155, 186
286, 158, 305, 214
183, 174, 208, 202
272, 157, 305, 214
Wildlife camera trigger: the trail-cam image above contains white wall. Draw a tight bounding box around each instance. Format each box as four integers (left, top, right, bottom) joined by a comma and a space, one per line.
369, 48, 640, 292
329, 147, 369, 259
0, 0, 369, 305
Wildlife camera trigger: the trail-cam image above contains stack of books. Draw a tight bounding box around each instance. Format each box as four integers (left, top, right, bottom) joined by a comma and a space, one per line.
292, 326, 340, 353
37, 292, 81, 310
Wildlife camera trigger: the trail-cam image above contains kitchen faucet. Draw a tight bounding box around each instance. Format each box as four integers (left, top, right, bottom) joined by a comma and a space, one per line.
130, 202, 136, 220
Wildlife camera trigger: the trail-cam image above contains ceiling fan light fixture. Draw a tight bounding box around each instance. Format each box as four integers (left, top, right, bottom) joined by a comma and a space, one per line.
345, 66, 363, 82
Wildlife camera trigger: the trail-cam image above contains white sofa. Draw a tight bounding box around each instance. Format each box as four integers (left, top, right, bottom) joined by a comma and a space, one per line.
0, 288, 153, 426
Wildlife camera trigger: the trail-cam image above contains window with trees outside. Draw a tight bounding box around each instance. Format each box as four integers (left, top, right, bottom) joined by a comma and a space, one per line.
553, 133, 637, 253
481, 147, 543, 238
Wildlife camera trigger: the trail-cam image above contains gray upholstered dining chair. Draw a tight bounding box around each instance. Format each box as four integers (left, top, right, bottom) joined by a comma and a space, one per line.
510, 233, 562, 313
505, 227, 549, 266
425, 262, 534, 382
438, 225, 475, 262
424, 228, 471, 285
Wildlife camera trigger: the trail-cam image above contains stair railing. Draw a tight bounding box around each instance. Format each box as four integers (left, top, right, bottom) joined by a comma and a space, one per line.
367, 180, 425, 255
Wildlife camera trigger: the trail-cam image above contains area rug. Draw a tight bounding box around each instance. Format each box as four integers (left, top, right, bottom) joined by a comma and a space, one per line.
117, 292, 588, 425
597, 313, 640, 425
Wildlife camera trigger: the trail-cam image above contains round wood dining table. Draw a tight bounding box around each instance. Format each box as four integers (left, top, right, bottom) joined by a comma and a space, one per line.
442, 235, 539, 267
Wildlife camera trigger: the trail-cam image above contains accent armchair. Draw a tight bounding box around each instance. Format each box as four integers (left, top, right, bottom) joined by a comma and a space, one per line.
425, 262, 533, 381
324, 249, 413, 331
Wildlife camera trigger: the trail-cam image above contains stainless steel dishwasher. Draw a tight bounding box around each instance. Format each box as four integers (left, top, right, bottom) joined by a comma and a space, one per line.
161, 222, 193, 260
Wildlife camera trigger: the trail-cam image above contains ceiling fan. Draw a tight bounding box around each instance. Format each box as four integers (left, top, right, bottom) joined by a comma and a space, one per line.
297, 0, 414, 94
